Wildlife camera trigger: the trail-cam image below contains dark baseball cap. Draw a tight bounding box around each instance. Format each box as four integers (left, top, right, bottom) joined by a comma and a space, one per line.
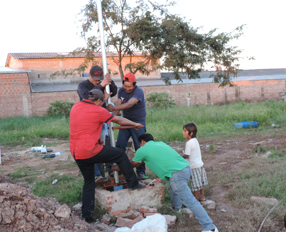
88, 89, 106, 103
90, 65, 104, 80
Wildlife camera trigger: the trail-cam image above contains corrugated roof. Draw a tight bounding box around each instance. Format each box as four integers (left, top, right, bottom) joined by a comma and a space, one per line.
0, 67, 31, 73
8, 52, 144, 59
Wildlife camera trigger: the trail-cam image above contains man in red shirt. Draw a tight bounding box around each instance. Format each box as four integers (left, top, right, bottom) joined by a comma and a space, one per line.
70, 89, 145, 223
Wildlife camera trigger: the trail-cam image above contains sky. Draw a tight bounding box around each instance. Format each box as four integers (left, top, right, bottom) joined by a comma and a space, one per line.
0, 0, 285, 70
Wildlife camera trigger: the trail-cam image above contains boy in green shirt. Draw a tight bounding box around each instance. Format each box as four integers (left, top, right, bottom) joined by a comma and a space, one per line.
131, 133, 218, 232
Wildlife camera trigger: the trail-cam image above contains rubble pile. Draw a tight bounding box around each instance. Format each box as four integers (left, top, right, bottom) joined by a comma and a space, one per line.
0, 177, 101, 232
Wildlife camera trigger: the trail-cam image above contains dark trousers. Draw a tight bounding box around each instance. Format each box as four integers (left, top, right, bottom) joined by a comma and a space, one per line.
75, 145, 138, 219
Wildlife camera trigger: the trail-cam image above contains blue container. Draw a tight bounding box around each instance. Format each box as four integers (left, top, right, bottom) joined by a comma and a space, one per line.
233, 121, 259, 129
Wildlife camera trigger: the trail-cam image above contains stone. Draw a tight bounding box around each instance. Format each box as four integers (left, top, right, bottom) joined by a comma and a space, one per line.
162, 215, 176, 228
126, 215, 144, 228
201, 200, 216, 210
101, 214, 111, 225
250, 196, 279, 205
139, 206, 158, 214
110, 209, 126, 216
262, 151, 272, 158
72, 203, 82, 211
115, 217, 132, 227
95, 184, 164, 213
181, 208, 194, 217
54, 204, 71, 218
118, 210, 136, 219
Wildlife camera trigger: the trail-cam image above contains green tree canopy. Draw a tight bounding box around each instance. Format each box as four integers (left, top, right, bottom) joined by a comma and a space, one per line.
75, 0, 250, 86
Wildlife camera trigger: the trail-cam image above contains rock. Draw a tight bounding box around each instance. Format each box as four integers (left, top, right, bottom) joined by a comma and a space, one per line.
218, 162, 227, 165
118, 210, 137, 219
181, 208, 194, 217
223, 182, 234, 188
201, 200, 216, 210
72, 203, 82, 211
55, 204, 71, 218
162, 215, 176, 228
110, 209, 127, 216
0, 181, 105, 231
115, 217, 132, 227
126, 215, 144, 228
262, 151, 272, 158
139, 206, 158, 213
250, 196, 279, 205
101, 214, 111, 225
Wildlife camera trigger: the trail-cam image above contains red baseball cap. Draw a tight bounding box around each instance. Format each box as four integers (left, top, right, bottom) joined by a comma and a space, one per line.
123, 73, 136, 82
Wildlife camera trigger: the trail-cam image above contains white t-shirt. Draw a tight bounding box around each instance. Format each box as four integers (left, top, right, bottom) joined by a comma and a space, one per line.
184, 138, 204, 169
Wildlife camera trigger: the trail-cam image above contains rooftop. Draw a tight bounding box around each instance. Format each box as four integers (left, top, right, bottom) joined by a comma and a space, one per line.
8, 52, 145, 59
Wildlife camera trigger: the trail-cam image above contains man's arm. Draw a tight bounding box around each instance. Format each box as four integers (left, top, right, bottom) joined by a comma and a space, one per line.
99, 74, 118, 97
112, 160, 144, 172
131, 160, 145, 168
111, 115, 142, 129
181, 154, 190, 159
77, 82, 92, 101
110, 98, 122, 115
107, 98, 139, 111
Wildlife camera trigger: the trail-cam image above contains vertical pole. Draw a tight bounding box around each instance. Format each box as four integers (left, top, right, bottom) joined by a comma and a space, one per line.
96, 0, 119, 183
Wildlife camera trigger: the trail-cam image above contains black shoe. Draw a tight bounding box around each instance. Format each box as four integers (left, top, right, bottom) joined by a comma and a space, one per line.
81, 217, 96, 223
128, 182, 146, 190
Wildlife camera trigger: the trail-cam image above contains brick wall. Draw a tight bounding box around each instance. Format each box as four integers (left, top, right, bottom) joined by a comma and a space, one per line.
0, 73, 284, 118
0, 73, 32, 118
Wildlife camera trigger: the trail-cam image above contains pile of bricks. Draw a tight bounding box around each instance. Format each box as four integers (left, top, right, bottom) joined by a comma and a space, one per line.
102, 206, 177, 229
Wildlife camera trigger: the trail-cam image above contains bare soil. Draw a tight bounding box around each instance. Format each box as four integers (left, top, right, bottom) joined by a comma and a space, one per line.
1, 130, 285, 232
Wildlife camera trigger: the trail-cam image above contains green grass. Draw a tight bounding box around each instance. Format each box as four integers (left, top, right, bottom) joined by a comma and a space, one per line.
0, 116, 70, 146
227, 159, 286, 203
146, 100, 286, 141
1, 100, 286, 146
33, 174, 84, 206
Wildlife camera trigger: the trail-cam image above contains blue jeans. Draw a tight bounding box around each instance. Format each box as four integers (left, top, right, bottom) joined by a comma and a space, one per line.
169, 166, 216, 231
116, 120, 146, 175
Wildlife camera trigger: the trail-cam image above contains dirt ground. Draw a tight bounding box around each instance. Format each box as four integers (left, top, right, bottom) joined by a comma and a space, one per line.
1, 130, 285, 232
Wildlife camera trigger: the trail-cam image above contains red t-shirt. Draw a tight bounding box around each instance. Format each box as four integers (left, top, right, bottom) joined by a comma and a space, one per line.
69, 99, 115, 159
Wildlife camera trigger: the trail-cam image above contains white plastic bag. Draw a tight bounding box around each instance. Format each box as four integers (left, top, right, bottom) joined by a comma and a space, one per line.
114, 227, 131, 232
131, 214, 167, 232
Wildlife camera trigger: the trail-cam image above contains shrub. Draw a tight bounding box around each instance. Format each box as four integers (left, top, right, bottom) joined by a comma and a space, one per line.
45, 100, 74, 118
146, 92, 176, 108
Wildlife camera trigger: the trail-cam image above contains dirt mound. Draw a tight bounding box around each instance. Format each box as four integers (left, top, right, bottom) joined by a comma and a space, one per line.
0, 177, 100, 232
0, 175, 13, 184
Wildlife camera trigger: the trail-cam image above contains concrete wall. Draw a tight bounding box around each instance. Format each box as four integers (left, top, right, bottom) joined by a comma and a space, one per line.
0, 72, 285, 118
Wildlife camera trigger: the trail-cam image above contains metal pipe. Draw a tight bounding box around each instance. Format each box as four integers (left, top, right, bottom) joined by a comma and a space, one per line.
96, 0, 118, 183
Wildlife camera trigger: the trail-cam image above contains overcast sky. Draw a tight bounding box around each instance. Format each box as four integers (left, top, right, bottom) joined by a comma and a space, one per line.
0, 0, 285, 70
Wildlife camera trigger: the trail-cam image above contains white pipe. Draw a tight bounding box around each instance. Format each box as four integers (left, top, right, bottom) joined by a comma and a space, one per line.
96, 0, 118, 183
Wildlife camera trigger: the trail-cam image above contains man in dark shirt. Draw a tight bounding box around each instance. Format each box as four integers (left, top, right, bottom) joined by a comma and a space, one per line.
77, 65, 118, 181
77, 65, 117, 102
106, 73, 147, 179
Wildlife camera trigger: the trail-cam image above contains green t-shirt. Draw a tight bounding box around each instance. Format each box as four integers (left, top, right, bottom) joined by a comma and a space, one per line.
133, 141, 189, 181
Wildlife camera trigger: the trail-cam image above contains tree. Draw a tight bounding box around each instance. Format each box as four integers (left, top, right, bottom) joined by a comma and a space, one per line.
75, 0, 250, 85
